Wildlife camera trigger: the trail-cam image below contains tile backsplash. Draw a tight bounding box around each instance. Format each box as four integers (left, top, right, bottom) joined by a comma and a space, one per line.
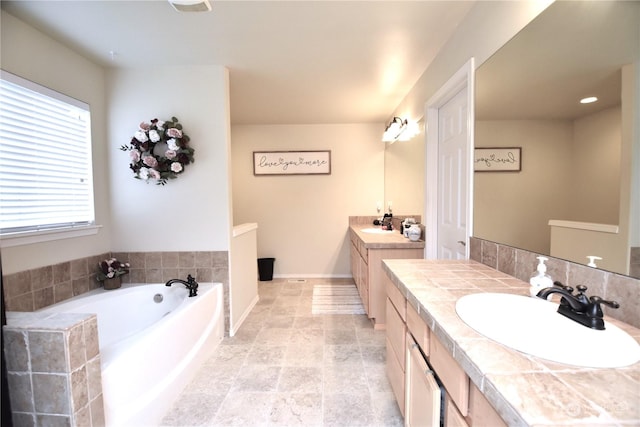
3, 251, 229, 313
470, 237, 640, 329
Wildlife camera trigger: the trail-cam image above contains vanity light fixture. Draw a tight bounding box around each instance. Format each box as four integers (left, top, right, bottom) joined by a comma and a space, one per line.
168, 0, 212, 12
580, 96, 598, 104
382, 117, 419, 143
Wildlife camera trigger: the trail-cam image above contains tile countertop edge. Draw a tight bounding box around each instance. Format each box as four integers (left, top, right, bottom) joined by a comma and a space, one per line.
381, 258, 640, 427
350, 225, 425, 249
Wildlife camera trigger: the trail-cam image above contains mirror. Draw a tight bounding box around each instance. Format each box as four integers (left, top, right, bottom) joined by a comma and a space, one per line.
474, 1, 639, 277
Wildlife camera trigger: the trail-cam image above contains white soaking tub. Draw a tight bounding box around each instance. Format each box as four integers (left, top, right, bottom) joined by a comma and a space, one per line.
41, 281, 224, 427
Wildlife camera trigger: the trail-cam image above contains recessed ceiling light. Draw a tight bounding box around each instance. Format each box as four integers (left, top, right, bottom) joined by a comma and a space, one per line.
580, 96, 598, 104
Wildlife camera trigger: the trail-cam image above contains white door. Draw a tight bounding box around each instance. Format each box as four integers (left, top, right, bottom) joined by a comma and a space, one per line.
438, 89, 468, 259
425, 59, 474, 260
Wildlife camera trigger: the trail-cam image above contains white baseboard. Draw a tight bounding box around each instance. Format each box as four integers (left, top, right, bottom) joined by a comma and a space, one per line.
229, 294, 259, 337
272, 274, 353, 279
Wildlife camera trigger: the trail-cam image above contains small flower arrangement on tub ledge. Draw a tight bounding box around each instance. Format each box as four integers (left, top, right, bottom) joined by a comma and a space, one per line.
96, 258, 130, 290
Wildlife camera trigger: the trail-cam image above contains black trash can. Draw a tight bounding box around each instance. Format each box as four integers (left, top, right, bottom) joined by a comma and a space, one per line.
257, 258, 275, 281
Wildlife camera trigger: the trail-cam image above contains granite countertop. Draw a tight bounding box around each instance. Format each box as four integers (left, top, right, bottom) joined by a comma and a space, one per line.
382, 259, 640, 427
350, 225, 425, 249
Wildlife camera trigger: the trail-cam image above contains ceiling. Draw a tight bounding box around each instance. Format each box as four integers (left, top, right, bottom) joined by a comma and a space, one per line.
1, 0, 475, 125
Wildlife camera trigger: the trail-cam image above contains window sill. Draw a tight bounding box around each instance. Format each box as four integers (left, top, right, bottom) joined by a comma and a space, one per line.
0, 224, 102, 248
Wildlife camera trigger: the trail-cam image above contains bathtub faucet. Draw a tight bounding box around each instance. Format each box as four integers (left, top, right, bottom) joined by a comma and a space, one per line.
165, 274, 198, 297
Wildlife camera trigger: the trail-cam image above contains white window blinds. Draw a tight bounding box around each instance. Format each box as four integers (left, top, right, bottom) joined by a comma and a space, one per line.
0, 70, 95, 235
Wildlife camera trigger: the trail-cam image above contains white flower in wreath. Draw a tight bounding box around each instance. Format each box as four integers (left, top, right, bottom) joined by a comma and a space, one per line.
167, 138, 179, 151
156, 120, 165, 130
134, 130, 148, 143
165, 150, 177, 160
139, 167, 150, 180
171, 162, 183, 173
149, 169, 161, 180
149, 129, 160, 143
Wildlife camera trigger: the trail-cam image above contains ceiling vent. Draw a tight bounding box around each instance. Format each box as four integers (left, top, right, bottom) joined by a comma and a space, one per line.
169, 0, 212, 12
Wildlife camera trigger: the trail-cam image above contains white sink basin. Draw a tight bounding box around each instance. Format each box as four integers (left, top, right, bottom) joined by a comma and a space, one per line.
455, 293, 640, 368
361, 228, 395, 234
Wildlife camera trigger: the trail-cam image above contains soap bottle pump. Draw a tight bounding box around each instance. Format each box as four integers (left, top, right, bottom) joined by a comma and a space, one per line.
529, 256, 553, 297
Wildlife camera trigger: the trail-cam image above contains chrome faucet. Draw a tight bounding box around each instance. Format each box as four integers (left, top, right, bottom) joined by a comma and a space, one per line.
165, 274, 199, 297
536, 282, 619, 330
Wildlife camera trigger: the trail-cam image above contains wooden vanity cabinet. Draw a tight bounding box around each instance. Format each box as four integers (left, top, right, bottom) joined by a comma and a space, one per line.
384, 273, 507, 427
350, 230, 422, 328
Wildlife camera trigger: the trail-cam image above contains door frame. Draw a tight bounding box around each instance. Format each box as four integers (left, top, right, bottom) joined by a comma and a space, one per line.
424, 58, 475, 259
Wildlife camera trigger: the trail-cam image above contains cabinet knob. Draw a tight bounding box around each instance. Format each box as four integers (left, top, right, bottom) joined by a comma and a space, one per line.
457, 240, 466, 246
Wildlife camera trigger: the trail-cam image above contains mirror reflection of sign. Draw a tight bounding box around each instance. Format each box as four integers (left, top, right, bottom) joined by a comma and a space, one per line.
253, 151, 331, 175
474, 147, 521, 172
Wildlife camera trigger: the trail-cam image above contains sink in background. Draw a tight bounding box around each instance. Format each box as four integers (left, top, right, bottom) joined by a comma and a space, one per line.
455, 292, 640, 368
361, 228, 395, 234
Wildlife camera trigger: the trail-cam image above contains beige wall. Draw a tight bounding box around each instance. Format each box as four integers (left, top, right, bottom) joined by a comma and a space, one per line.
106, 66, 232, 252
474, 120, 573, 254
231, 124, 384, 277
0, 11, 111, 274
570, 107, 621, 223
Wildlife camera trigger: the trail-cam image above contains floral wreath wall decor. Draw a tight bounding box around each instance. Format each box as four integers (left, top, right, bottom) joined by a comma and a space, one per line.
120, 117, 195, 185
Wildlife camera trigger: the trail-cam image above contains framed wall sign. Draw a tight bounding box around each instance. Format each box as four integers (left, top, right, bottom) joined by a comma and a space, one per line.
474, 147, 521, 172
253, 150, 331, 175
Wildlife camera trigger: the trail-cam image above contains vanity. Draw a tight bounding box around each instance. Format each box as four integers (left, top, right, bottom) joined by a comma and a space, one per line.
383, 258, 640, 426
349, 217, 424, 329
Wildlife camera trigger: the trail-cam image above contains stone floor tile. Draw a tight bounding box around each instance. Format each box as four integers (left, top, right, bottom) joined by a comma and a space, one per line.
245, 345, 287, 366
323, 392, 375, 427
277, 366, 323, 393
290, 328, 325, 346
255, 328, 293, 345
371, 391, 404, 427
264, 316, 295, 329
323, 364, 369, 394
284, 343, 324, 367
268, 392, 323, 426
361, 345, 386, 366
292, 316, 325, 330
324, 345, 363, 365
324, 329, 357, 345
211, 391, 276, 426
159, 392, 226, 426
232, 365, 282, 392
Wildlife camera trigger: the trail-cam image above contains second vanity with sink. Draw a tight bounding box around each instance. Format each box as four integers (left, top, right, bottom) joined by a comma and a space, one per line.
349, 217, 424, 328
382, 258, 640, 426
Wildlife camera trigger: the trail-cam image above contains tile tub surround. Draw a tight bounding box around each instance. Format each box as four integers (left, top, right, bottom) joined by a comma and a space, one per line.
470, 237, 640, 328
382, 258, 640, 426
2, 251, 230, 330
4, 311, 104, 427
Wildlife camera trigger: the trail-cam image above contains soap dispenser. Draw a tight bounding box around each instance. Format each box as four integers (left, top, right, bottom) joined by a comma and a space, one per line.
529, 256, 553, 297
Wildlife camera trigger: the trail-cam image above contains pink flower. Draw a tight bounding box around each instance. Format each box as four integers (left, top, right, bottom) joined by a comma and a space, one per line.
149, 129, 160, 142
129, 149, 141, 162
171, 162, 183, 173
167, 128, 182, 138
165, 150, 177, 160
143, 155, 158, 168
134, 130, 148, 143
149, 169, 161, 180
139, 122, 150, 131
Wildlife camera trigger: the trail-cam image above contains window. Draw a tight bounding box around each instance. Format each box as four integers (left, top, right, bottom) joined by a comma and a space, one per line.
0, 70, 96, 244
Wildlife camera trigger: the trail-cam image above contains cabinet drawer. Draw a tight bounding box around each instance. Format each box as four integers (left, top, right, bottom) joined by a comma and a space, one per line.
406, 303, 429, 357
385, 276, 406, 321
445, 393, 469, 427
386, 338, 405, 416
468, 381, 507, 427
430, 333, 469, 416
385, 298, 406, 371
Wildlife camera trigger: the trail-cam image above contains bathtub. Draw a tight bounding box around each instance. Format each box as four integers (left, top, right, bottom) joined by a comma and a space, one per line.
42, 282, 224, 427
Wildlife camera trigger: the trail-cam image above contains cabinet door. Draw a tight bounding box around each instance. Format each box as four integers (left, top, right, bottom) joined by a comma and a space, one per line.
405, 333, 441, 427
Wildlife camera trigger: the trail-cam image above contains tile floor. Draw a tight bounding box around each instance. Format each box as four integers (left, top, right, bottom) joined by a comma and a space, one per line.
160, 279, 403, 426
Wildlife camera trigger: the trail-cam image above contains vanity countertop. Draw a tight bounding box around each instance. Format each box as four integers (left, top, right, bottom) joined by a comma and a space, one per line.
382, 258, 640, 426
350, 225, 425, 249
